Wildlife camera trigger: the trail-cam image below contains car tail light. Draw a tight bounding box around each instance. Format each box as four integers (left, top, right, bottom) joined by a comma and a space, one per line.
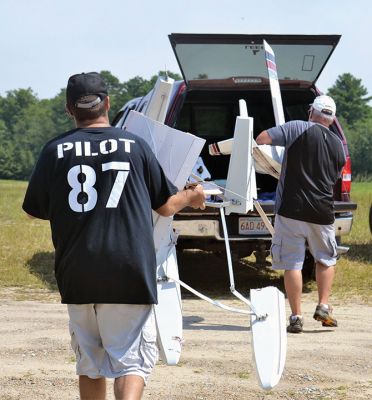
341, 155, 352, 201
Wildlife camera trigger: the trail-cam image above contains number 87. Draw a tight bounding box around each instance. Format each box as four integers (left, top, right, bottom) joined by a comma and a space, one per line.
67, 162, 130, 212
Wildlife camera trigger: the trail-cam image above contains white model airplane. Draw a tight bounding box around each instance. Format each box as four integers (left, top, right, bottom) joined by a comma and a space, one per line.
124, 70, 287, 390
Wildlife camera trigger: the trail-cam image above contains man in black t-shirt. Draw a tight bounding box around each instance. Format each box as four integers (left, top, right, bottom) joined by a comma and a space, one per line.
23, 72, 206, 399
256, 95, 346, 334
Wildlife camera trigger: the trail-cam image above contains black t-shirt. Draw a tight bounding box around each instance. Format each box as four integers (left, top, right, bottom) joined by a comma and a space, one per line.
268, 121, 346, 225
23, 127, 178, 304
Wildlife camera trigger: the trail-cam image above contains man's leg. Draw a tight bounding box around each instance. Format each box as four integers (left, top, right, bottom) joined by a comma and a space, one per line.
284, 269, 303, 316
315, 262, 335, 305
114, 375, 145, 400
307, 223, 338, 326
313, 262, 338, 326
79, 376, 106, 400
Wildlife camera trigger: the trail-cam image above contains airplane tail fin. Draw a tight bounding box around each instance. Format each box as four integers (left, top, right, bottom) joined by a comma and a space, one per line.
225, 100, 256, 215
145, 76, 174, 124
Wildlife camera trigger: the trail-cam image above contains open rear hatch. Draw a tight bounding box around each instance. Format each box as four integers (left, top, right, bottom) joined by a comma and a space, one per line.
169, 33, 341, 90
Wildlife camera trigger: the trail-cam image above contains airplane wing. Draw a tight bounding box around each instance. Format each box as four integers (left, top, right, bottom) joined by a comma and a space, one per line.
124, 108, 205, 367
264, 40, 285, 126
209, 137, 281, 179
263, 40, 285, 165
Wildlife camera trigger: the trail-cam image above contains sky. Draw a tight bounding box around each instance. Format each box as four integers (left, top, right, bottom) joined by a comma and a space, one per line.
1, 0, 371, 100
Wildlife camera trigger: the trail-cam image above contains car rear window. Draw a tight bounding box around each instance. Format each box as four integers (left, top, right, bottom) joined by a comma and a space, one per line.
176, 104, 234, 139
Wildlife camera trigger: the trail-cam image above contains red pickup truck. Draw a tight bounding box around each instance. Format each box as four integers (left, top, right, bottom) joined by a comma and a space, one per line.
113, 34, 357, 276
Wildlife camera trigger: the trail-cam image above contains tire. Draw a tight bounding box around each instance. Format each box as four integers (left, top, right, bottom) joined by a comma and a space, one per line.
369, 204, 372, 235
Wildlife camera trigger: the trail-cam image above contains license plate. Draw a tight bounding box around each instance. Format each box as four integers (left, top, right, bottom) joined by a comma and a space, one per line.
239, 217, 271, 235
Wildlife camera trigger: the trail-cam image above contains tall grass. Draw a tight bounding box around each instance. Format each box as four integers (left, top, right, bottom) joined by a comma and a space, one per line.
0, 180, 371, 300
0, 180, 55, 289
333, 182, 372, 300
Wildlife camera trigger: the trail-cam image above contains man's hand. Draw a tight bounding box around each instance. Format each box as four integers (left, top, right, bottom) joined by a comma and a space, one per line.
187, 184, 206, 210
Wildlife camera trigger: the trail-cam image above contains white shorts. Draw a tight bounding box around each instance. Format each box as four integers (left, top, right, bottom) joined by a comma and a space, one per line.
67, 304, 158, 383
270, 215, 338, 270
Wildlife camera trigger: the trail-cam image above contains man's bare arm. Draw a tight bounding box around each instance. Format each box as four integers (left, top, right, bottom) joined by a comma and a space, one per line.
256, 130, 273, 145
156, 184, 206, 217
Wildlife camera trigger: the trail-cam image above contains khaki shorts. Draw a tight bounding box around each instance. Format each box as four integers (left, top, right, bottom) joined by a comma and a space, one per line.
270, 215, 338, 270
67, 304, 158, 383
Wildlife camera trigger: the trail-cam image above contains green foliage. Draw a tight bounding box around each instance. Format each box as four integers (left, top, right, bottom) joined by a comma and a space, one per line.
124, 76, 152, 98
0, 88, 38, 129
0, 89, 74, 180
48, 89, 75, 133
3, 70, 368, 180
100, 70, 131, 122
345, 117, 372, 177
0, 70, 180, 180
327, 73, 372, 126
325, 73, 372, 177
149, 70, 182, 87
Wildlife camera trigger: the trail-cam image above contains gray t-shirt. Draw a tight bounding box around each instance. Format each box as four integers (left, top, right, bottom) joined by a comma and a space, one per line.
267, 120, 346, 224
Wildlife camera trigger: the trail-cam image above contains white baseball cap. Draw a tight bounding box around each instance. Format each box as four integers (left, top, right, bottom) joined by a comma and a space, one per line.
311, 95, 336, 117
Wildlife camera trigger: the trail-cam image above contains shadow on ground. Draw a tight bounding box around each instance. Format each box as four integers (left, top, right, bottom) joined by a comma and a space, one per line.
26, 251, 57, 290
343, 243, 372, 264
177, 249, 289, 299
25, 249, 316, 297
183, 315, 249, 331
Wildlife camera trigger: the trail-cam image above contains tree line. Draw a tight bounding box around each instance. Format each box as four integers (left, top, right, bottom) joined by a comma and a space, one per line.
327, 73, 372, 180
0, 71, 371, 181
0, 70, 181, 180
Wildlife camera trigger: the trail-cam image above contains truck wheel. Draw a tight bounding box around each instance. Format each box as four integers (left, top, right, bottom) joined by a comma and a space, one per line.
254, 250, 269, 266
302, 252, 315, 280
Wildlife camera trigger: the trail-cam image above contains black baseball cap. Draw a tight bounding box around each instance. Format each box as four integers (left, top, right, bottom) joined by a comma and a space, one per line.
66, 72, 108, 108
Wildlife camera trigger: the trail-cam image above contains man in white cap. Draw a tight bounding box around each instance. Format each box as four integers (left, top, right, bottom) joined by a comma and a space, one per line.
256, 95, 346, 333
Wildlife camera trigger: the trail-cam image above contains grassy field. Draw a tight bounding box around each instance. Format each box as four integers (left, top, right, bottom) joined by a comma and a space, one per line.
1, 180, 371, 300
332, 182, 372, 300
0, 180, 55, 290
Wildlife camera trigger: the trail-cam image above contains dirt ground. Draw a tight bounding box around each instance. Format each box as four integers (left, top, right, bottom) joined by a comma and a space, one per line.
0, 253, 371, 400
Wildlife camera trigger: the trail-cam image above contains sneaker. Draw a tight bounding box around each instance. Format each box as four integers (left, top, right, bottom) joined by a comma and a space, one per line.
313, 304, 338, 327
287, 315, 303, 333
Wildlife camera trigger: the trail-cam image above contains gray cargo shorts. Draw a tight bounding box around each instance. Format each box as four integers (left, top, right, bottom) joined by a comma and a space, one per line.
270, 215, 338, 270
67, 304, 158, 383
